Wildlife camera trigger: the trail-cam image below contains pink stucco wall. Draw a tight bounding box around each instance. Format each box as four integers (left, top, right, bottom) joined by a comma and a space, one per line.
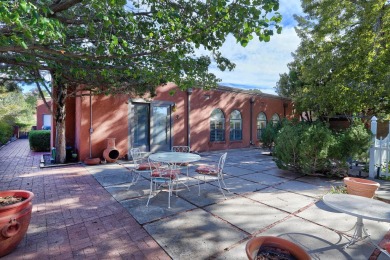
36, 99, 51, 130
58, 83, 294, 161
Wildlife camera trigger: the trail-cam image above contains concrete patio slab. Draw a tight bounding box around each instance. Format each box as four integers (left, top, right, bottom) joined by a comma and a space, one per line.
221, 177, 268, 194
178, 182, 235, 207
277, 179, 330, 198
240, 172, 289, 186
143, 208, 248, 260
204, 196, 290, 234
223, 166, 255, 176
245, 187, 317, 213
120, 192, 197, 224
261, 167, 303, 179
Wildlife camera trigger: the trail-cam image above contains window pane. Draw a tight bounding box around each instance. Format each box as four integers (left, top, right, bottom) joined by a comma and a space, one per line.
210, 109, 225, 141
257, 112, 267, 139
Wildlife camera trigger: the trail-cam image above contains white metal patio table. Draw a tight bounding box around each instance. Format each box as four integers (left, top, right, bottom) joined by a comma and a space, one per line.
149, 152, 201, 164
149, 152, 201, 189
323, 193, 390, 257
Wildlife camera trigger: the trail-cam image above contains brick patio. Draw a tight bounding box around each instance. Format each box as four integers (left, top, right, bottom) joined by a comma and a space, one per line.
0, 139, 169, 259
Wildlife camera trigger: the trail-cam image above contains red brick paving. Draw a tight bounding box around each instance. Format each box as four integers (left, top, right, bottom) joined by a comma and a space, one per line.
0, 139, 170, 259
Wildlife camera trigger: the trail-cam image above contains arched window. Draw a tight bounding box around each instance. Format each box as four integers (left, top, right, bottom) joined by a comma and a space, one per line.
256, 112, 267, 140
210, 109, 225, 141
272, 113, 280, 125
230, 110, 242, 141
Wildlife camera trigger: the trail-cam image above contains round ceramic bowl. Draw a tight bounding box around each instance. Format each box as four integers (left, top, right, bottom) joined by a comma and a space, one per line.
245, 236, 311, 260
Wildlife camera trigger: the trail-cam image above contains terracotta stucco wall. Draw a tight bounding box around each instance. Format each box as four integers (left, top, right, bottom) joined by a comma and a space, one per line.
36, 99, 51, 130
76, 94, 129, 161
189, 88, 292, 152
69, 84, 294, 160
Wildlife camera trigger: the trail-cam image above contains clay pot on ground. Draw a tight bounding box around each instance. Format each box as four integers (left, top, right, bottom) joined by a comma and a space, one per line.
102, 138, 120, 163
246, 236, 310, 260
0, 190, 34, 257
343, 177, 380, 198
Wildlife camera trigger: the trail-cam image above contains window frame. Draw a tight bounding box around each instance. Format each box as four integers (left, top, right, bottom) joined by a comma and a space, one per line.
229, 110, 242, 141
210, 109, 225, 142
256, 112, 267, 140
271, 113, 280, 125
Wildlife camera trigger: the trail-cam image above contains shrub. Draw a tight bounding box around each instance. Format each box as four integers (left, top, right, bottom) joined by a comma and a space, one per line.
274, 120, 372, 177
0, 121, 13, 145
274, 121, 335, 175
272, 120, 303, 172
29, 130, 50, 151
260, 120, 282, 150
330, 120, 371, 162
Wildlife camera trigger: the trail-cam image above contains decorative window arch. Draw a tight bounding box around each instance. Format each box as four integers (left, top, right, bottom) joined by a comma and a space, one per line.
272, 113, 280, 125
210, 109, 225, 141
256, 112, 267, 140
230, 110, 242, 141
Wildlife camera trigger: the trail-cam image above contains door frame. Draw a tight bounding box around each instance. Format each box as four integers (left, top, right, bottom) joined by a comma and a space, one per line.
128, 99, 174, 155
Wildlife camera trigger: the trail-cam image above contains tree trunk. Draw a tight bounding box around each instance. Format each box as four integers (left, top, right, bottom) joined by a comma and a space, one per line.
53, 77, 67, 164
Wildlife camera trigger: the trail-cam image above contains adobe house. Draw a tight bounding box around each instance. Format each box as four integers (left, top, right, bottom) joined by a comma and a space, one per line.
36, 98, 52, 130
42, 83, 294, 161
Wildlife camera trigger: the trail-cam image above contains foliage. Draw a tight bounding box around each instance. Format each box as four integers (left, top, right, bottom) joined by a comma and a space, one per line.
0, 120, 13, 145
28, 130, 50, 152
275, 0, 390, 120
260, 120, 282, 150
0, 0, 282, 163
0, 84, 36, 132
273, 120, 371, 177
329, 120, 371, 162
274, 121, 335, 175
329, 185, 347, 194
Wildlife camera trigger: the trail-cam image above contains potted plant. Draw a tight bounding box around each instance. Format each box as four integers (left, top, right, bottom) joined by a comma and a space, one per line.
71, 150, 78, 161
246, 236, 310, 260
343, 177, 380, 198
0, 190, 34, 257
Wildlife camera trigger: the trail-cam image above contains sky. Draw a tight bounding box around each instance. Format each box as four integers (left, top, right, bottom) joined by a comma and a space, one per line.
210, 0, 304, 95
23, 0, 303, 95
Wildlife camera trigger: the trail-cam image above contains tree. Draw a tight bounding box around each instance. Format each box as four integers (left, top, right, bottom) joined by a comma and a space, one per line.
0, 0, 282, 163
276, 0, 390, 121
0, 82, 36, 140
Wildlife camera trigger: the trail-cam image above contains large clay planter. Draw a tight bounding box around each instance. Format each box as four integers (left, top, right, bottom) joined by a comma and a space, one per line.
344, 177, 380, 198
0, 190, 34, 257
102, 138, 120, 163
246, 236, 310, 260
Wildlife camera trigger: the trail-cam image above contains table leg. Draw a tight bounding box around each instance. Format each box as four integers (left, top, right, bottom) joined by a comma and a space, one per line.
343, 217, 390, 258
343, 217, 369, 249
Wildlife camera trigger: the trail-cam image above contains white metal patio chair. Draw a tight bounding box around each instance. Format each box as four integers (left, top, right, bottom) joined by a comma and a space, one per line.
195, 152, 229, 198
128, 148, 157, 189
146, 157, 180, 208
171, 146, 191, 179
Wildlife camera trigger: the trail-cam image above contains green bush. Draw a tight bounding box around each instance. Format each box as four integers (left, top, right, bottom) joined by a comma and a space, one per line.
260, 120, 282, 150
273, 120, 371, 177
274, 121, 335, 175
0, 121, 13, 145
329, 120, 371, 162
29, 130, 51, 151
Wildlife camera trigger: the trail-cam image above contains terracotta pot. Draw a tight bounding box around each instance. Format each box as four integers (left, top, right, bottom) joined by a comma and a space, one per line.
102, 138, 120, 163
0, 190, 34, 257
344, 177, 380, 198
246, 236, 310, 260
84, 157, 101, 165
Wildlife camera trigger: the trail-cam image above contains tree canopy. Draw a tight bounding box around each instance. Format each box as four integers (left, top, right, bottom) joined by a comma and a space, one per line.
276, 0, 390, 121
1, 0, 282, 94
0, 0, 282, 162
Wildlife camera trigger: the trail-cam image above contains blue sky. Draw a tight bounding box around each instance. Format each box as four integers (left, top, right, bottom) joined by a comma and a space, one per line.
210, 0, 303, 95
